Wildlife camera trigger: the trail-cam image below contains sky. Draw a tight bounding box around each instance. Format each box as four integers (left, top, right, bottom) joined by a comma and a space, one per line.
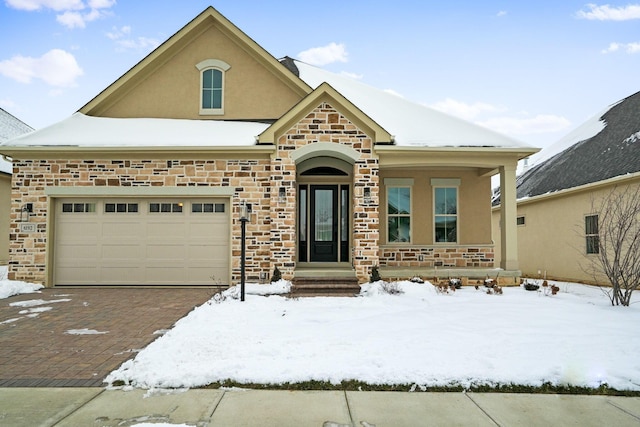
0, 1, 639, 151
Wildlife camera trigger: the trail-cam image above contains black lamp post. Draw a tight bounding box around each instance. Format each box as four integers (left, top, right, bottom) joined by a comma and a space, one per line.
239, 203, 251, 302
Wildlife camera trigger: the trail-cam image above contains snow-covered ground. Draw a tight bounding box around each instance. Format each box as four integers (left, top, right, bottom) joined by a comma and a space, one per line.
3, 265, 638, 392
106, 279, 640, 392
0, 266, 43, 299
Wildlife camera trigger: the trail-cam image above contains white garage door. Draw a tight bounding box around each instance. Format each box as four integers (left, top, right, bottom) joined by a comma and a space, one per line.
54, 198, 230, 286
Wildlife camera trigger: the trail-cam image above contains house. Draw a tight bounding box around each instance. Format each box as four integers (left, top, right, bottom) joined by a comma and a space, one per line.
0, 108, 33, 266
492, 91, 640, 284
0, 7, 536, 288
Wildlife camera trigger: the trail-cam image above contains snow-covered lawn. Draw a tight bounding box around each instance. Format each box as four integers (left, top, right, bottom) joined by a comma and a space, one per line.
106, 280, 640, 392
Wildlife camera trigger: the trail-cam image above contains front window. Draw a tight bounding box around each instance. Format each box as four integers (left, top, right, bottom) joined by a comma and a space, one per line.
388, 187, 411, 243
434, 187, 457, 243
585, 214, 599, 254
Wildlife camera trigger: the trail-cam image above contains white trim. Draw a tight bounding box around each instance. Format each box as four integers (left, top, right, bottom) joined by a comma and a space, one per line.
195, 59, 231, 71
291, 142, 360, 164
430, 178, 461, 187
45, 186, 235, 197
384, 178, 414, 187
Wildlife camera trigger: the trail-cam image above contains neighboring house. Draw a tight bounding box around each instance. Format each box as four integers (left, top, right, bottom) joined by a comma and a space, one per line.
0, 7, 535, 287
0, 109, 33, 266
492, 91, 640, 284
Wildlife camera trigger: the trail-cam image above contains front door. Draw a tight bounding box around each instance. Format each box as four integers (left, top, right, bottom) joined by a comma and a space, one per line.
299, 184, 349, 263
310, 185, 338, 262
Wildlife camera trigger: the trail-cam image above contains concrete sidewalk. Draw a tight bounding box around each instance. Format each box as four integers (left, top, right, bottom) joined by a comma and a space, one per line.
1, 388, 639, 427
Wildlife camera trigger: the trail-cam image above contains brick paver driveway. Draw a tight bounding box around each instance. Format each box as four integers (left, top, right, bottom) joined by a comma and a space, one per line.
0, 287, 212, 386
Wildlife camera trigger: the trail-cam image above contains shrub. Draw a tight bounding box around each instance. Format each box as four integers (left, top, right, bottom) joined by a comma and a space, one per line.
270, 266, 282, 283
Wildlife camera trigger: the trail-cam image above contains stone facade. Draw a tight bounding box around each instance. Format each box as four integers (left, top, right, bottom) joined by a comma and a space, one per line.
8, 101, 381, 285
273, 102, 380, 281
379, 246, 494, 268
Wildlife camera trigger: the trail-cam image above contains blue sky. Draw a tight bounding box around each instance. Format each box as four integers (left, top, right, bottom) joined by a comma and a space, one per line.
1, 1, 639, 149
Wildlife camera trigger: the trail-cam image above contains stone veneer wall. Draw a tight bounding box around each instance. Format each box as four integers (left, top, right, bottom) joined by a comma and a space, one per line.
379, 246, 494, 268
275, 102, 379, 282
8, 158, 273, 284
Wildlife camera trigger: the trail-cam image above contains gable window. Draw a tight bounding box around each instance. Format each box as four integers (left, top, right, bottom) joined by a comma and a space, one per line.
585, 214, 599, 254
385, 179, 413, 243
432, 179, 460, 243
196, 59, 231, 115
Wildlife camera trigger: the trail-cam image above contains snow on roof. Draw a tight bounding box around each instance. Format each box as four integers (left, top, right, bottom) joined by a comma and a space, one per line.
295, 60, 534, 149
1, 113, 270, 148
0, 108, 34, 174
528, 106, 609, 167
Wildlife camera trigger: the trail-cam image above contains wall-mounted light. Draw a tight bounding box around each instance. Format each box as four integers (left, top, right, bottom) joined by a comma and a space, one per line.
278, 186, 286, 203
363, 187, 371, 204
20, 203, 33, 222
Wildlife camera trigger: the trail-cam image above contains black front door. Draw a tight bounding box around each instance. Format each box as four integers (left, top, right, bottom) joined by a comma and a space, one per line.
310, 185, 338, 262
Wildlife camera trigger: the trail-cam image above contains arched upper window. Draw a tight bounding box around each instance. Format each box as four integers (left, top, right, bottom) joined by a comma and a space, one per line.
196, 59, 231, 115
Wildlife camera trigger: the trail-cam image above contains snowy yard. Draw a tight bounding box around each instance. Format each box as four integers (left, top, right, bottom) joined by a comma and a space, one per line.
2, 265, 639, 392
103, 279, 640, 392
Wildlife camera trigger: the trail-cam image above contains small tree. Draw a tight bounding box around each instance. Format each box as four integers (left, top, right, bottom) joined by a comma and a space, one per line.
586, 184, 640, 306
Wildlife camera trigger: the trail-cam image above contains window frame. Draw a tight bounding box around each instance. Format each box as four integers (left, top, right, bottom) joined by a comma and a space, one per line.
585, 214, 599, 255
196, 59, 231, 116
386, 183, 413, 244
431, 178, 460, 244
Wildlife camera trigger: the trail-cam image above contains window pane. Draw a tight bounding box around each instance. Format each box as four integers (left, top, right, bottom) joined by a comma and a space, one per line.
117, 203, 126, 213
435, 187, 457, 215
173, 203, 183, 213
300, 187, 307, 242
150, 203, 159, 213
341, 187, 348, 242
211, 69, 222, 88
315, 189, 333, 242
161, 203, 171, 213
585, 215, 598, 234
62, 203, 72, 213
203, 69, 213, 88
214, 203, 225, 213
212, 89, 222, 109
435, 216, 457, 243
202, 90, 212, 109
105, 203, 116, 213
128, 204, 138, 213
388, 187, 410, 215
86, 203, 96, 213
388, 217, 410, 243
586, 235, 600, 254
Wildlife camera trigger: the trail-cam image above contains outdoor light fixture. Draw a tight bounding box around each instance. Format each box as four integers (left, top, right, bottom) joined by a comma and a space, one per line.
20, 203, 33, 222
239, 202, 252, 302
278, 186, 286, 203
363, 187, 372, 204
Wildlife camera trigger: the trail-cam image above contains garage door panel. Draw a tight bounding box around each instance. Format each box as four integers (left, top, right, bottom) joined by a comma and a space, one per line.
103, 221, 145, 237
146, 244, 187, 259
55, 198, 230, 286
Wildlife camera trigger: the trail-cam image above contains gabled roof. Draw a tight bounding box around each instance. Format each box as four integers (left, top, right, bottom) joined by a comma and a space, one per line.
516, 90, 640, 199
294, 60, 533, 149
79, 6, 310, 116
0, 108, 33, 174
258, 82, 392, 144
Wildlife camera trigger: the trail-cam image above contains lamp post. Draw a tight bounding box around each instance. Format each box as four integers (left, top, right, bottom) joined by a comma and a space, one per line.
239, 203, 251, 302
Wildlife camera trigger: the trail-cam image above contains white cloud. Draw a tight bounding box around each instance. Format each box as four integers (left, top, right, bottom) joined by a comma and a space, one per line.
5, 0, 84, 11
497, 10, 507, 17
429, 98, 571, 137
577, 3, 640, 20
106, 26, 159, 52
6, 0, 115, 28
430, 98, 504, 121
298, 42, 348, 66
0, 49, 83, 87
476, 114, 571, 136
601, 41, 640, 53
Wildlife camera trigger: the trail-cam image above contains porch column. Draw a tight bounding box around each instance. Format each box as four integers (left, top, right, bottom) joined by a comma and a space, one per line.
499, 164, 519, 270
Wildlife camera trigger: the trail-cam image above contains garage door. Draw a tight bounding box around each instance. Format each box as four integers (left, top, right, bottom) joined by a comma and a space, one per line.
54, 198, 230, 286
